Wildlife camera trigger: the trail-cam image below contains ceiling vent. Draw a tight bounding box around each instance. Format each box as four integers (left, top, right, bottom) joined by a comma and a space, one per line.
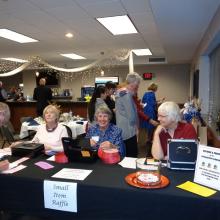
147, 57, 166, 63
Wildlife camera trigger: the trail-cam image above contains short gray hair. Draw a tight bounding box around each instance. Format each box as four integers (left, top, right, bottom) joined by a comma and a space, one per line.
0, 102, 10, 125
158, 101, 181, 123
126, 72, 142, 85
95, 105, 112, 121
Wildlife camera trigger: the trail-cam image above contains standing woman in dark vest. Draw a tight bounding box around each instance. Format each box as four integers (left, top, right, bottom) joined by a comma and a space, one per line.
0, 81, 8, 101
105, 81, 117, 124
33, 78, 52, 116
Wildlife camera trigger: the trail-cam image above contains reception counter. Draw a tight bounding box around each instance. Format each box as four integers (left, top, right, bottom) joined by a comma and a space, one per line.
7, 100, 88, 132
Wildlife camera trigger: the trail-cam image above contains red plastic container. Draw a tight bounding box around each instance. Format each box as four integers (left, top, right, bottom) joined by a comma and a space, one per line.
98, 148, 120, 164
55, 152, 68, 163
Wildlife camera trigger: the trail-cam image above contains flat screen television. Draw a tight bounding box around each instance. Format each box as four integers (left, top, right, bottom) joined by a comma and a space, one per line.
36, 70, 59, 87
95, 76, 119, 88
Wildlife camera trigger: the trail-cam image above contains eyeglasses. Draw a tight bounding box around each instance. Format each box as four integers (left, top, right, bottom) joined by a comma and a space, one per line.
158, 114, 168, 118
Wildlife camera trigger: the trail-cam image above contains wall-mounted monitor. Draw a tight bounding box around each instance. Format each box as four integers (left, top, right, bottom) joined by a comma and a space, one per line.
95, 76, 119, 87
36, 70, 59, 87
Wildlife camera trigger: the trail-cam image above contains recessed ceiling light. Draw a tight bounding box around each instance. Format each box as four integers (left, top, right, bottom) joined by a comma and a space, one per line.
0, 29, 38, 43
132, 49, 152, 56
1, 57, 29, 63
60, 53, 86, 60
96, 15, 138, 35
65, 33, 73, 38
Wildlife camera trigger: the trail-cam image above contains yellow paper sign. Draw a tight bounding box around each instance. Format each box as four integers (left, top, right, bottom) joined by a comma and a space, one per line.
81, 151, 90, 157
177, 181, 216, 197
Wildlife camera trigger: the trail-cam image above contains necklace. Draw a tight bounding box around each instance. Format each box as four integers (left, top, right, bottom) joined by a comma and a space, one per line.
46, 123, 58, 132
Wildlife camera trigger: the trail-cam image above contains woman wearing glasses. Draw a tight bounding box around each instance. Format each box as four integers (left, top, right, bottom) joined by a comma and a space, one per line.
152, 101, 197, 160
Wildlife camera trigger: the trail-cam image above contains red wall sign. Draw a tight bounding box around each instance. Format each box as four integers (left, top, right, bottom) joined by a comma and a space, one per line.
143, 72, 153, 80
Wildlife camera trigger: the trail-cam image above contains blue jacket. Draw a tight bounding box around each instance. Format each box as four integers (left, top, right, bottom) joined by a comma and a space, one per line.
86, 123, 125, 157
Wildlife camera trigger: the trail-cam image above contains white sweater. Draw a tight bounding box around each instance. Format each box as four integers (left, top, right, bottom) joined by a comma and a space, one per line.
32, 124, 68, 151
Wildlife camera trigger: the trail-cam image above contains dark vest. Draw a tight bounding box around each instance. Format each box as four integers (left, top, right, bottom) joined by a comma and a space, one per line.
0, 88, 5, 102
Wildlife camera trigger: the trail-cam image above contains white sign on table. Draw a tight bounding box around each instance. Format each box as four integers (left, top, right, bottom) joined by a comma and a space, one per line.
44, 180, 77, 212
194, 145, 220, 191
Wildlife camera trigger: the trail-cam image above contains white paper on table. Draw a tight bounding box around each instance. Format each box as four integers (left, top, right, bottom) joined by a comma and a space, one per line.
118, 157, 137, 169
10, 157, 29, 167
2, 165, 27, 174
52, 168, 92, 181
47, 156, 55, 161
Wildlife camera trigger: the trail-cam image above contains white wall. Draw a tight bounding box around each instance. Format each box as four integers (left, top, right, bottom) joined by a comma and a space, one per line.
198, 56, 210, 114
192, 5, 220, 120
22, 64, 190, 104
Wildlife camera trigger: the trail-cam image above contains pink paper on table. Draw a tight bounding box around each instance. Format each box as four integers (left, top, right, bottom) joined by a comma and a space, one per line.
35, 161, 54, 170
2, 165, 27, 174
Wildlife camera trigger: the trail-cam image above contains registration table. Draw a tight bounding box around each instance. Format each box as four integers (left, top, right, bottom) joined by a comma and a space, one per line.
0, 155, 220, 220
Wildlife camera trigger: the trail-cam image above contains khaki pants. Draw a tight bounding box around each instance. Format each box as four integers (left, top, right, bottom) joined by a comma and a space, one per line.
138, 127, 148, 147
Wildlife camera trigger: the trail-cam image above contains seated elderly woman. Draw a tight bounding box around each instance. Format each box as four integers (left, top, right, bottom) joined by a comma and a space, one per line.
86, 105, 125, 157
152, 101, 197, 160
11, 105, 68, 153
31, 105, 68, 152
0, 102, 11, 171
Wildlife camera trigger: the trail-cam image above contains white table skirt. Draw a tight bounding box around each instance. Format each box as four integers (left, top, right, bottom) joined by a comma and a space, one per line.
19, 121, 87, 139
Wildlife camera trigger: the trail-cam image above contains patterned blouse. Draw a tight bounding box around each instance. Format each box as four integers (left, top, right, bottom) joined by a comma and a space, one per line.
86, 123, 125, 157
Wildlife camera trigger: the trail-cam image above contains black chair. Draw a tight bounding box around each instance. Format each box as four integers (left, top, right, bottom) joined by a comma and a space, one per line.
0, 125, 21, 148
62, 125, 72, 138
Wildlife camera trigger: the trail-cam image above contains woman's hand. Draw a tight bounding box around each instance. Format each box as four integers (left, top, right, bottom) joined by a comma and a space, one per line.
149, 119, 159, 127
100, 141, 113, 149
154, 125, 166, 136
44, 145, 52, 150
90, 139, 97, 147
0, 160, 9, 171
9, 141, 23, 148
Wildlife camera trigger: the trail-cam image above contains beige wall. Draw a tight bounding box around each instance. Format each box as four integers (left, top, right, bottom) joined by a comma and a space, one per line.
21, 63, 190, 103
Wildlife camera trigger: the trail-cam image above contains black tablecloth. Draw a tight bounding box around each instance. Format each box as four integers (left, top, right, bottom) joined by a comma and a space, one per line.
0, 155, 220, 220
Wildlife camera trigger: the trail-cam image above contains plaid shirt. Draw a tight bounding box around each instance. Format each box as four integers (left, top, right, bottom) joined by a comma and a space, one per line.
86, 123, 125, 157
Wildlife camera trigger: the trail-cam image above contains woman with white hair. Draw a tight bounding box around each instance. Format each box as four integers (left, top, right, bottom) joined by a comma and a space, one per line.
151, 101, 197, 160
115, 72, 142, 157
86, 105, 125, 157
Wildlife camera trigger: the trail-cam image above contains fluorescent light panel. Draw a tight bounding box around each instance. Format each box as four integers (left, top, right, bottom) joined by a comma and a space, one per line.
0, 29, 38, 43
61, 53, 86, 60
96, 15, 138, 35
132, 49, 152, 56
65, 33, 73, 38
1, 57, 28, 63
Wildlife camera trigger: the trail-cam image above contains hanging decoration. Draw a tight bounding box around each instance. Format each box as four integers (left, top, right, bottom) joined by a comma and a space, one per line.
0, 62, 30, 77
41, 58, 103, 73
0, 49, 134, 78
